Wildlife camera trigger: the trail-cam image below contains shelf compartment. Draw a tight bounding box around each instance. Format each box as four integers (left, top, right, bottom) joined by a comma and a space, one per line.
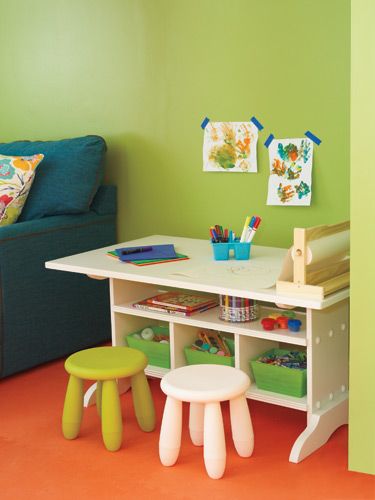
126, 325, 170, 369
171, 323, 234, 369
113, 302, 307, 346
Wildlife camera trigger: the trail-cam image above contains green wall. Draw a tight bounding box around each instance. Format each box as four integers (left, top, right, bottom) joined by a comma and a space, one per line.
349, 0, 375, 476
0, 0, 350, 248
3, 0, 372, 477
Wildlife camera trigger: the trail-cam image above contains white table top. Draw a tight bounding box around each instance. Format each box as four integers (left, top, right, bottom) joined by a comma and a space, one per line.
45, 235, 349, 309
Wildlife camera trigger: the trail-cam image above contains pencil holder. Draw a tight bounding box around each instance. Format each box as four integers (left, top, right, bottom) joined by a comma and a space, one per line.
211, 242, 251, 261
233, 242, 251, 260
219, 296, 259, 323
211, 243, 230, 260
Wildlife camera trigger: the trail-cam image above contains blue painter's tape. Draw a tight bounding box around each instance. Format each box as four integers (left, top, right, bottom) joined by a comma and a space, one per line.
264, 134, 274, 148
250, 116, 264, 131
201, 117, 210, 129
305, 130, 322, 145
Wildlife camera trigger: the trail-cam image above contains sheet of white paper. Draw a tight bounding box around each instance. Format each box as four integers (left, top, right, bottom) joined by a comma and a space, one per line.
170, 259, 283, 290
203, 122, 258, 172
266, 138, 313, 206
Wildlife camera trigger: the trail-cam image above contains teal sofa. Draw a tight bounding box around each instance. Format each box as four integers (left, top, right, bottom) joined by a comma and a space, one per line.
0, 136, 117, 378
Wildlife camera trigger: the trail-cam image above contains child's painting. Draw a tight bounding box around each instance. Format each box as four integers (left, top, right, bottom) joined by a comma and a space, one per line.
203, 122, 258, 172
266, 138, 313, 206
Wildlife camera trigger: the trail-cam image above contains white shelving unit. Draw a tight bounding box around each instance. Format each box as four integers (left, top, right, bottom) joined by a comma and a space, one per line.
46, 235, 349, 463
113, 298, 307, 409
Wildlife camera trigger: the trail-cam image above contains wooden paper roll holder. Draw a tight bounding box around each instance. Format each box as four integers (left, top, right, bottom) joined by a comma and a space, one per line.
276, 221, 350, 300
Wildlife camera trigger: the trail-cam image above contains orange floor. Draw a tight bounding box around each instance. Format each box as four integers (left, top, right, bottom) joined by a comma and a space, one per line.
0, 360, 374, 500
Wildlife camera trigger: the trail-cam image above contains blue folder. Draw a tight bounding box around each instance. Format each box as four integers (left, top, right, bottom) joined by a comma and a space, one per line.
115, 244, 177, 262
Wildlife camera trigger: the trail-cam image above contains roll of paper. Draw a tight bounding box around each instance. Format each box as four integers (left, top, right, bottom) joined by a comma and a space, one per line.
291, 230, 349, 265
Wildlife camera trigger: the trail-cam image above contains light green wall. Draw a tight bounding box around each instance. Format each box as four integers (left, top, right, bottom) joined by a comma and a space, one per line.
3, 0, 372, 476
349, 0, 375, 476
0, 0, 350, 248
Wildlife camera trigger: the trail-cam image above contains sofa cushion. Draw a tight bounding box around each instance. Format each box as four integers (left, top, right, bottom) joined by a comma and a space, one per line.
0, 135, 106, 220
0, 153, 44, 226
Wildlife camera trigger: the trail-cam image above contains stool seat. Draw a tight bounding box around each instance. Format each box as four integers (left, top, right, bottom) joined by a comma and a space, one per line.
65, 346, 147, 380
161, 364, 250, 403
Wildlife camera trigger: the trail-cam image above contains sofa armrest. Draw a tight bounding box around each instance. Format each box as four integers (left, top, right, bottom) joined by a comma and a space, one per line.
90, 185, 117, 216
0, 211, 114, 243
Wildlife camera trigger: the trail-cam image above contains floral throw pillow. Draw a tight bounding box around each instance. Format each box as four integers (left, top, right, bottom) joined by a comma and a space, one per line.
0, 153, 44, 226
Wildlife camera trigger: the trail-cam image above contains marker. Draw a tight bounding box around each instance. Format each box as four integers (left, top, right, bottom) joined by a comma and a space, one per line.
240, 216, 251, 242
121, 246, 152, 255
212, 228, 219, 242
248, 217, 262, 243
245, 216, 257, 242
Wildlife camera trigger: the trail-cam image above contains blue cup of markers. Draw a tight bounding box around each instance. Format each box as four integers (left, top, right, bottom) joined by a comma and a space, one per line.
212, 243, 230, 260
233, 242, 251, 260
211, 241, 251, 261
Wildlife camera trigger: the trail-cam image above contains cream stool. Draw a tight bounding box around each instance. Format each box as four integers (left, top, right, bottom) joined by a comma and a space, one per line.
159, 364, 254, 479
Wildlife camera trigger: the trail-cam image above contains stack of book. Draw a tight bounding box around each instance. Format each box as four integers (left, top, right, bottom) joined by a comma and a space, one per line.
106, 244, 189, 266
133, 291, 219, 317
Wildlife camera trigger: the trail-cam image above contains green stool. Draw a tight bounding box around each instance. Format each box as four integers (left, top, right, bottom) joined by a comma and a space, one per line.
62, 346, 155, 451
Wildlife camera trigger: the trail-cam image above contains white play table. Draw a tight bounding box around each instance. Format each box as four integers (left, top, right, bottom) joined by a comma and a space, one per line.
46, 235, 349, 463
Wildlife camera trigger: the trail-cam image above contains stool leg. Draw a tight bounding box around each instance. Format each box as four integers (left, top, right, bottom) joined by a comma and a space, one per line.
131, 371, 155, 432
96, 381, 102, 418
203, 402, 226, 479
189, 402, 204, 446
229, 395, 254, 457
62, 375, 83, 440
101, 379, 123, 451
159, 396, 182, 466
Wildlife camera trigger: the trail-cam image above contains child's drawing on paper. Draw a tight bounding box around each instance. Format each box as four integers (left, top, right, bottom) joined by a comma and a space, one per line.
267, 138, 313, 206
203, 122, 258, 172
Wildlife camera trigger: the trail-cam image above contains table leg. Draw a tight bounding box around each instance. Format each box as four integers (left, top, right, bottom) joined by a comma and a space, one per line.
229, 395, 254, 457
204, 402, 226, 479
289, 396, 348, 463
159, 396, 182, 466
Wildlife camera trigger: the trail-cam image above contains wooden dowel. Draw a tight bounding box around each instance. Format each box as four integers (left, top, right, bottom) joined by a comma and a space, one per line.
293, 228, 307, 285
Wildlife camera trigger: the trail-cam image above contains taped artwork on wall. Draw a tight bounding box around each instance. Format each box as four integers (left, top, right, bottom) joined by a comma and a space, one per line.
203, 122, 259, 172
266, 138, 313, 206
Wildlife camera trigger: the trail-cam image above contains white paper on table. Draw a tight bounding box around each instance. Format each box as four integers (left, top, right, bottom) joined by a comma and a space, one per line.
266, 138, 313, 206
203, 122, 258, 172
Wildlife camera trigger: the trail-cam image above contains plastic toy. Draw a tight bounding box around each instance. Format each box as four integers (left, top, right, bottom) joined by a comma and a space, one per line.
260, 315, 302, 333
277, 316, 289, 329
288, 319, 302, 332
141, 327, 154, 340
261, 318, 277, 330
191, 330, 231, 357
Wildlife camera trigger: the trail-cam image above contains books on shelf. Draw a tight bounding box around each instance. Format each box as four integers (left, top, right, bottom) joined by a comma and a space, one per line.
146, 291, 218, 311
133, 291, 219, 316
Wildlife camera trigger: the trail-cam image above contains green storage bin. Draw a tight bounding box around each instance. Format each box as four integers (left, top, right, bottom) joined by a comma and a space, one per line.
250, 348, 307, 398
184, 338, 235, 367
125, 325, 170, 369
